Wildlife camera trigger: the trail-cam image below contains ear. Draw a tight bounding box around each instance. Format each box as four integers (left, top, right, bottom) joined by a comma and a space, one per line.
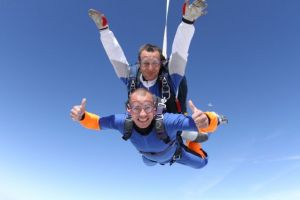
125, 100, 130, 110
126, 102, 131, 113
152, 106, 157, 115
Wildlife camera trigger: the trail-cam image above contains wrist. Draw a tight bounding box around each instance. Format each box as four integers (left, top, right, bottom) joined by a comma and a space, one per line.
182, 17, 194, 24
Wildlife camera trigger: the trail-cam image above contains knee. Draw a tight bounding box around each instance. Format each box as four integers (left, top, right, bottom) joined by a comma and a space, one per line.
142, 156, 157, 166
192, 158, 208, 169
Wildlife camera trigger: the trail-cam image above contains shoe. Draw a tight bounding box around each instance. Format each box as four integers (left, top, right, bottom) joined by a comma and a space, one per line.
181, 131, 209, 143
182, 0, 208, 22
88, 9, 108, 30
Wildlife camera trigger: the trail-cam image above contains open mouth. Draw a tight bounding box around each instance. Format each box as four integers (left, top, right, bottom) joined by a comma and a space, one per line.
138, 118, 149, 123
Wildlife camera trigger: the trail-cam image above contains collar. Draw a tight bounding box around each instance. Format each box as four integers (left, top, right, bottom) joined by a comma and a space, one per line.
133, 120, 155, 136
139, 74, 157, 88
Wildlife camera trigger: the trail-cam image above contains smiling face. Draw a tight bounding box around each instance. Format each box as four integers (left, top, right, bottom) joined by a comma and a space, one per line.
139, 50, 162, 81
127, 89, 156, 128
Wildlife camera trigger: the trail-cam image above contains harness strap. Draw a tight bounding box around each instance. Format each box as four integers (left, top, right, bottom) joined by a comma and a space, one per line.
139, 139, 176, 156
160, 73, 171, 100
155, 115, 170, 144
127, 64, 138, 95
122, 116, 133, 141
155, 97, 170, 144
169, 134, 184, 165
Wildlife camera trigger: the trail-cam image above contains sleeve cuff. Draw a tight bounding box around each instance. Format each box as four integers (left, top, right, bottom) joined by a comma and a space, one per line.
199, 112, 218, 133
79, 111, 100, 130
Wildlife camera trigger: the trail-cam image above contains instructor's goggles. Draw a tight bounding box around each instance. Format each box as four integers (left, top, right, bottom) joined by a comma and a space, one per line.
140, 58, 161, 68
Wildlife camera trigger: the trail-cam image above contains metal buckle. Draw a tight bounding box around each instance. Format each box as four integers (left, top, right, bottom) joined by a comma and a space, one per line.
130, 79, 136, 94
161, 77, 170, 100
173, 153, 181, 161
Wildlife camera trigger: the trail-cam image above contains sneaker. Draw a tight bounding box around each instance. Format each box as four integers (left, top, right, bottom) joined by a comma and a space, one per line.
88, 9, 108, 30
182, 0, 208, 22
181, 131, 209, 143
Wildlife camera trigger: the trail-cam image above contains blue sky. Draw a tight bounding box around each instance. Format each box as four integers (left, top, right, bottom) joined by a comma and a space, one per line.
1, 0, 300, 200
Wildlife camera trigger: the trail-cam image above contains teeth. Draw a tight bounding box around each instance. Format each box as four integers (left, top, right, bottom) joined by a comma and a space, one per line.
139, 118, 148, 122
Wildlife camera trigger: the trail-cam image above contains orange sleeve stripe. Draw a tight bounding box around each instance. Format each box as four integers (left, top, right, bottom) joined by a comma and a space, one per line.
79, 111, 100, 130
199, 112, 218, 133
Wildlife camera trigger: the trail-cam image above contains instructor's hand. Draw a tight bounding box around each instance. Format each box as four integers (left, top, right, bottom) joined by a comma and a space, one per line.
189, 100, 208, 129
70, 98, 87, 121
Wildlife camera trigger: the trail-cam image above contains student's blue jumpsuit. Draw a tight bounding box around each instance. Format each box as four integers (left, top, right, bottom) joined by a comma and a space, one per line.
80, 112, 208, 169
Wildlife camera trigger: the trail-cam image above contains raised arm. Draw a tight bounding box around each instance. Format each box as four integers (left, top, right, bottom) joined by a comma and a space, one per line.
89, 9, 129, 84
168, 0, 208, 91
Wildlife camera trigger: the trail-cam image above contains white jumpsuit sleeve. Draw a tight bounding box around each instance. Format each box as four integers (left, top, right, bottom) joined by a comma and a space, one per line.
100, 29, 129, 82
168, 22, 195, 92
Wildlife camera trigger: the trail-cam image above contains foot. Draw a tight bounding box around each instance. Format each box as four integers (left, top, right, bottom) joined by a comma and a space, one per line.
88, 9, 108, 30
182, 0, 208, 22
196, 132, 209, 143
181, 131, 209, 143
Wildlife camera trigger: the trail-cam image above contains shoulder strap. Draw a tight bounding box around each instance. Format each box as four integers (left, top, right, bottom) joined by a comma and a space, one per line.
122, 116, 133, 141
159, 71, 171, 101
155, 116, 170, 144
155, 98, 170, 144
158, 61, 188, 114
127, 64, 139, 96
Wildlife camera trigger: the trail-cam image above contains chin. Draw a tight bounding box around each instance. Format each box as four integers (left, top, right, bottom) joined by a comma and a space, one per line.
137, 121, 151, 128
145, 76, 156, 81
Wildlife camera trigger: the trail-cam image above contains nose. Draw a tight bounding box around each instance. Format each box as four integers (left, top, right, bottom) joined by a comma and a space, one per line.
139, 108, 147, 116
146, 65, 156, 70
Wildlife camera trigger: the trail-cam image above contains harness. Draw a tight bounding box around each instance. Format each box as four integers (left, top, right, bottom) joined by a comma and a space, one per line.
127, 61, 188, 114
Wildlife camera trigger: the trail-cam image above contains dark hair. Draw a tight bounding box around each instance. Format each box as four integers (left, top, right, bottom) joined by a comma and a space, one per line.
138, 44, 166, 62
126, 88, 157, 107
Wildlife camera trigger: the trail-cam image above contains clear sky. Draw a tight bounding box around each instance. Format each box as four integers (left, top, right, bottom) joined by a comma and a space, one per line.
1, 0, 300, 200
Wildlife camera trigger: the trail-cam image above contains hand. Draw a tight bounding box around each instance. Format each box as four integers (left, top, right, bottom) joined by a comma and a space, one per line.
182, 0, 208, 22
88, 9, 108, 30
189, 100, 208, 129
70, 98, 87, 121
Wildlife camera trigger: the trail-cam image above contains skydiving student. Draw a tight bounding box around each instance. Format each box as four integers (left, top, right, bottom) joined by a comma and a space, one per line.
87, 0, 223, 154
70, 88, 219, 168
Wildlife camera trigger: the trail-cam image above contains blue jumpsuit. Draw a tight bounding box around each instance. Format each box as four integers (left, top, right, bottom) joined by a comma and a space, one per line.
99, 113, 208, 169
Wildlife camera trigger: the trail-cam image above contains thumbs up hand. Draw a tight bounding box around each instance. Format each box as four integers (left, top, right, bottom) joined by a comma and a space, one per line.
70, 98, 87, 121
189, 100, 209, 129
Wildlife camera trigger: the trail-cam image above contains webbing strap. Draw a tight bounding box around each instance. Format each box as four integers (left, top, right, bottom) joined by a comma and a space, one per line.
128, 64, 138, 95
162, 0, 170, 58
122, 117, 133, 140
161, 74, 171, 100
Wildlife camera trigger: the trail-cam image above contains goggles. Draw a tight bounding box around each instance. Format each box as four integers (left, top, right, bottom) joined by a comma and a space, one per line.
129, 102, 156, 114
140, 58, 161, 68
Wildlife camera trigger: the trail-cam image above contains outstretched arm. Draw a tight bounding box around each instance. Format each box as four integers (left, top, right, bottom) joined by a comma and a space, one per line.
70, 98, 127, 132
89, 9, 129, 84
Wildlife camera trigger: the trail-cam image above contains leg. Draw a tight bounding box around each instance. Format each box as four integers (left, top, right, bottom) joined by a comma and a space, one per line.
176, 145, 208, 169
